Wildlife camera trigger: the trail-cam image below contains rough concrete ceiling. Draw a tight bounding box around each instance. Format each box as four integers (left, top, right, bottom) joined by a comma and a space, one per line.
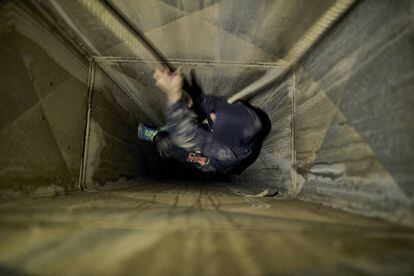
51, 0, 336, 62
44, 0, 336, 124
114, 0, 336, 61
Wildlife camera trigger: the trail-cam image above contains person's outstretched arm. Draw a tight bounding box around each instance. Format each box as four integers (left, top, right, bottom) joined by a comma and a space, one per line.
153, 66, 183, 104
153, 66, 210, 152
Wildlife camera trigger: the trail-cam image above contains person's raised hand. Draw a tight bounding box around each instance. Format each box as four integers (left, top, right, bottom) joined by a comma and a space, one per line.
153, 66, 183, 103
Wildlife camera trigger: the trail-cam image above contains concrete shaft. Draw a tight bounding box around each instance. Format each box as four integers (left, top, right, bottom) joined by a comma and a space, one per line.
0, 0, 413, 274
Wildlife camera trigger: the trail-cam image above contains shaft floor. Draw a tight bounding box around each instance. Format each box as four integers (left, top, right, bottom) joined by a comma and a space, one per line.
0, 182, 413, 275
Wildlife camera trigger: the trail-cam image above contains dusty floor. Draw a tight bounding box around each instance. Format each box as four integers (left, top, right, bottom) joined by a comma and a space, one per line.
0, 182, 413, 275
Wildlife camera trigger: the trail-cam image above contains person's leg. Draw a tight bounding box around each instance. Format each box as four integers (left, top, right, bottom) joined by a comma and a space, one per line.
155, 131, 187, 160
137, 123, 161, 142
155, 132, 215, 172
135, 93, 216, 172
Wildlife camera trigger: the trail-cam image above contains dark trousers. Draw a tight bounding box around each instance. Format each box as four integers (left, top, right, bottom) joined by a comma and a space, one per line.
155, 94, 217, 172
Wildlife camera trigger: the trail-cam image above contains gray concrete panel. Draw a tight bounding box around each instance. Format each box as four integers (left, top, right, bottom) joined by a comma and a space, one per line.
0, 4, 89, 194
0, 186, 412, 274
294, 0, 414, 225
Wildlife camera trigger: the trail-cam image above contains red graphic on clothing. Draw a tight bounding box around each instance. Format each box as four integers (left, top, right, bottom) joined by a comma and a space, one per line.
187, 152, 208, 166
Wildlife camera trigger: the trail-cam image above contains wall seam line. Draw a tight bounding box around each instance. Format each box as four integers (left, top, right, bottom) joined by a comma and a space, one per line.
291, 73, 297, 196
78, 58, 96, 191
93, 56, 287, 68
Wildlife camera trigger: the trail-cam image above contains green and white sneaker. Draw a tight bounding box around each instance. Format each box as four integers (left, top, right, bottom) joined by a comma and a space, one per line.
137, 123, 159, 142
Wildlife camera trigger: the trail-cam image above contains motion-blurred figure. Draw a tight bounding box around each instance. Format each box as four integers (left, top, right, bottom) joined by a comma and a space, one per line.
138, 66, 271, 174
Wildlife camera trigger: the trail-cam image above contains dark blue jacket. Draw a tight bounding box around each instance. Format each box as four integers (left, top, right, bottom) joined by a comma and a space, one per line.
164, 95, 263, 173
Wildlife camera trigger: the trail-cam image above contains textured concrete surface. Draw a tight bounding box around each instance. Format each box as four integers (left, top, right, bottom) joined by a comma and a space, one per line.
1, 1, 414, 274
42, 0, 334, 123
2, 0, 413, 225
49, 0, 335, 62
0, 185, 413, 275
0, 0, 296, 195
94, 59, 292, 193
113, 0, 336, 62
43, 0, 336, 128
292, 0, 414, 225
82, 65, 150, 189
0, 1, 89, 194
39, 0, 302, 193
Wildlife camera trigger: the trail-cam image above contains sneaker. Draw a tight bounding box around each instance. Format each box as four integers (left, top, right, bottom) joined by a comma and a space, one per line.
137, 123, 159, 142
158, 125, 168, 132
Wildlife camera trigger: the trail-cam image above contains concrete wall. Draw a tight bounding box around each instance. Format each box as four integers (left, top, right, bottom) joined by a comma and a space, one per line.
114, 0, 336, 62
88, 60, 293, 194
0, 1, 165, 194
82, 65, 152, 190
292, 0, 414, 225
1, 0, 412, 226
0, 1, 89, 196
44, 0, 329, 192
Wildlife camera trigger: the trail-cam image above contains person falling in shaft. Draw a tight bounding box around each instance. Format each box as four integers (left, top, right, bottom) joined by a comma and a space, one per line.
138, 66, 271, 174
